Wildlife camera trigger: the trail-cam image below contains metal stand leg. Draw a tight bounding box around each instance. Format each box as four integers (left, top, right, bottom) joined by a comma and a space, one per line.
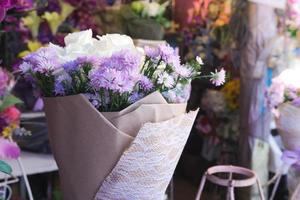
256, 178, 265, 200
17, 158, 34, 200
228, 185, 235, 200
195, 173, 207, 200
269, 174, 281, 200
226, 172, 233, 200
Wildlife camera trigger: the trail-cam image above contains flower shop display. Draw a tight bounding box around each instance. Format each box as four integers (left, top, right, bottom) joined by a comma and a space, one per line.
19, 29, 225, 200
266, 69, 300, 151
0, 0, 35, 68
17, 0, 104, 53
1, 0, 106, 70
102, 0, 171, 40
196, 78, 240, 164
0, 67, 35, 200
178, 0, 232, 66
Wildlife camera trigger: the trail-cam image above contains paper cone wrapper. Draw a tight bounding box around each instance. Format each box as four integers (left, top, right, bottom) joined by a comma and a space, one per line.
276, 103, 300, 151
44, 92, 197, 200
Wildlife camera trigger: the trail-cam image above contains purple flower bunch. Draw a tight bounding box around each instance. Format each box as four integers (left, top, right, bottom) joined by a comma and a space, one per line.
19, 31, 226, 111
143, 44, 195, 98
143, 44, 225, 102
88, 50, 143, 110
22, 46, 61, 73
266, 77, 300, 109
0, 0, 33, 22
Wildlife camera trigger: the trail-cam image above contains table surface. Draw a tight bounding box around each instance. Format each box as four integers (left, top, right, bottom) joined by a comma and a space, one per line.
0, 151, 58, 179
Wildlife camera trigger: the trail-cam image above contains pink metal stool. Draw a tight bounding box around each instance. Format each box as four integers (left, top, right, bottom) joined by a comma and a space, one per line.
195, 165, 265, 200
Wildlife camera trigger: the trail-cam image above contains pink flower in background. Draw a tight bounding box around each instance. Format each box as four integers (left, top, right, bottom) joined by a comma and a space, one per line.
0, 138, 20, 159
210, 68, 226, 86
2, 106, 21, 123
195, 116, 212, 134
288, 0, 300, 4
266, 77, 285, 108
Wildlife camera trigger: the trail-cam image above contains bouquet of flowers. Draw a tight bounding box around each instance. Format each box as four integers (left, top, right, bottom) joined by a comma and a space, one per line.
19, 29, 225, 200
102, 0, 171, 40
195, 79, 239, 164
0, 67, 23, 174
266, 69, 300, 151
130, 0, 171, 28
180, 0, 232, 65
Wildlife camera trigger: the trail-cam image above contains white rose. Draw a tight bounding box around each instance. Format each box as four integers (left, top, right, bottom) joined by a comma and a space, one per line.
96, 33, 136, 56
64, 29, 93, 47
50, 30, 95, 62
49, 42, 88, 62
49, 30, 139, 62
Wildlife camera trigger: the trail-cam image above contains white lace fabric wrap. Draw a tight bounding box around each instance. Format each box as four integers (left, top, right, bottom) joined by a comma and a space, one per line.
276, 103, 300, 151
95, 111, 197, 200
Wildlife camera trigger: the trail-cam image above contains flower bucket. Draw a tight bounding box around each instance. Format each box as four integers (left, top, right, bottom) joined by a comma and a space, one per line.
275, 103, 300, 151
44, 92, 198, 200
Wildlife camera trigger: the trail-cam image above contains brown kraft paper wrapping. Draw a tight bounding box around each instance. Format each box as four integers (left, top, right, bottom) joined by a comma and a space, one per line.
43, 92, 188, 200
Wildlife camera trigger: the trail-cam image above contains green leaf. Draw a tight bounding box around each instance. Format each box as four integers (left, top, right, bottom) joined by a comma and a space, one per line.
0, 160, 12, 175
0, 95, 23, 112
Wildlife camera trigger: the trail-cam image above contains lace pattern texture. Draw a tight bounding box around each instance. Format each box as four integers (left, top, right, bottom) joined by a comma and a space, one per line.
95, 111, 197, 200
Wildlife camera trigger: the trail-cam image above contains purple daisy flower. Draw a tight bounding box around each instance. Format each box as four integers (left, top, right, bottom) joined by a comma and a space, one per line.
24, 46, 60, 74
63, 60, 79, 73
76, 56, 101, 68
158, 45, 181, 67
54, 74, 72, 95
89, 68, 136, 93
144, 46, 160, 59
138, 76, 153, 91
129, 92, 143, 103
145, 44, 181, 68
159, 44, 175, 61
210, 68, 226, 86
101, 50, 141, 72
174, 65, 192, 78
